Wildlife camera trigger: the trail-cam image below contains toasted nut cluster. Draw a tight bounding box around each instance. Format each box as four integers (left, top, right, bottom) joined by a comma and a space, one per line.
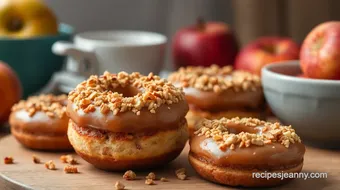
60, 155, 78, 165
12, 94, 67, 118
45, 160, 56, 170
175, 168, 187, 180
64, 165, 78, 173
195, 117, 302, 149
145, 178, 155, 185
69, 71, 185, 115
32, 155, 40, 164
4, 156, 13, 164
115, 181, 125, 190
146, 172, 156, 180
168, 65, 261, 93
123, 170, 137, 180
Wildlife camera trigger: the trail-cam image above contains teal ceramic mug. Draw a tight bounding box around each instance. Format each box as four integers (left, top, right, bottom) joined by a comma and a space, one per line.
0, 23, 74, 98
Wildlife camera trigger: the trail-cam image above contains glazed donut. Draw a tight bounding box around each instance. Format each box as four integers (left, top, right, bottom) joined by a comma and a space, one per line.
9, 94, 72, 150
168, 65, 265, 134
189, 117, 305, 187
67, 71, 189, 170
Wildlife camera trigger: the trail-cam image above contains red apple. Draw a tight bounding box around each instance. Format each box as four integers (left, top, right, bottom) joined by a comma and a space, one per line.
300, 21, 340, 80
235, 37, 300, 75
172, 19, 238, 68
0, 61, 22, 124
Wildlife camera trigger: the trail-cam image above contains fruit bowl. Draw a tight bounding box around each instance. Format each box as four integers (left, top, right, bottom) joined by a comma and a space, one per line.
0, 23, 73, 97
262, 60, 340, 148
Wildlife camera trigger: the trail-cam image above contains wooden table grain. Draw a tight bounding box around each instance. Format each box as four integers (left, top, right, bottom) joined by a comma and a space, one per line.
0, 133, 339, 190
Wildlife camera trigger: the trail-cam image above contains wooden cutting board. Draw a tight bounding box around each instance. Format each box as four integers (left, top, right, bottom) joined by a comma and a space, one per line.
0, 135, 339, 190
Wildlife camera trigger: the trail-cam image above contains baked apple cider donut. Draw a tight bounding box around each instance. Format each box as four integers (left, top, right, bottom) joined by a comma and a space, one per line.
9, 94, 72, 150
67, 71, 189, 171
168, 65, 265, 134
189, 117, 305, 187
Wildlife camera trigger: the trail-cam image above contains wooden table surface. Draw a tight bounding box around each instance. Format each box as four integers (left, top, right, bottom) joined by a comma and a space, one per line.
1, 125, 340, 190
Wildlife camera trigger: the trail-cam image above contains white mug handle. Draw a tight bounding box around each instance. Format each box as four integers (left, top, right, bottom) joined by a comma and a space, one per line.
52, 41, 98, 76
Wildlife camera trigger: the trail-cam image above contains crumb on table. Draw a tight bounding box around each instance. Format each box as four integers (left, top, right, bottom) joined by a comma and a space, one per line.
4, 156, 13, 164
45, 160, 56, 170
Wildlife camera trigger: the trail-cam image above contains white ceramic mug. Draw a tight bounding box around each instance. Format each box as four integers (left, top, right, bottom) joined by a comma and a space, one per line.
52, 30, 167, 76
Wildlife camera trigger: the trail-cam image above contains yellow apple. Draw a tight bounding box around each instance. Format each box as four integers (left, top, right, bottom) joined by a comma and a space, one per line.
0, 0, 58, 38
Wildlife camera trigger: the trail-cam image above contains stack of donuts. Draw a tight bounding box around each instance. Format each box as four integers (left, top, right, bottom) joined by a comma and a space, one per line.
8, 65, 306, 188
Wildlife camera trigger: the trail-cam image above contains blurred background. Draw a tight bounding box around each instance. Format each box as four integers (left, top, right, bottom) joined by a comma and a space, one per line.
45, 0, 340, 70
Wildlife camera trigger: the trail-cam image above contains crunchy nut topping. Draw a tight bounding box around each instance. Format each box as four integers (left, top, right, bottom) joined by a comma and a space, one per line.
4, 157, 13, 164
115, 181, 125, 190
175, 168, 187, 180
145, 178, 155, 185
32, 155, 40, 164
69, 71, 185, 115
60, 155, 78, 165
146, 172, 156, 180
123, 170, 136, 180
12, 94, 67, 118
168, 65, 261, 93
195, 117, 302, 149
45, 160, 56, 170
64, 165, 78, 173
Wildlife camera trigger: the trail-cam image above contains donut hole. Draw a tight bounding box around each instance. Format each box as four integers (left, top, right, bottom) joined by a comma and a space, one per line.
113, 86, 140, 97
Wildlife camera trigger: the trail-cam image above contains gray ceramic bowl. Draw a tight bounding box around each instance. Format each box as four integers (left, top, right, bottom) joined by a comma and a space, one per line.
262, 60, 340, 148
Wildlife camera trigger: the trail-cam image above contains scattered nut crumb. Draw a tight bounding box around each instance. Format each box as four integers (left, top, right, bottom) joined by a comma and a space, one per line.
146, 172, 156, 180
45, 160, 56, 170
32, 155, 40, 164
175, 168, 187, 180
115, 181, 125, 190
60, 155, 78, 165
145, 178, 155, 185
160, 177, 168, 182
123, 170, 136, 180
64, 165, 78, 173
4, 157, 13, 164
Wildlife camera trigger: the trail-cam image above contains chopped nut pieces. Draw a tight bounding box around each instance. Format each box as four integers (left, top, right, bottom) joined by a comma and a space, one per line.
194, 117, 302, 149
68, 71, 185, 115
160, 177, 168, 182
11, 94, 67, 118
168, 65, 261, 93
45, 160, 56, 170
175, 168, 187, 180
64, 165, 78, 173
60, 155, 78, 165
32, 155, 40, 164
145, 178, 155, 185
115, 181, 125, 190
123, 170, 137, 180
4, 157, 13, 164
146, 172, 156, 180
